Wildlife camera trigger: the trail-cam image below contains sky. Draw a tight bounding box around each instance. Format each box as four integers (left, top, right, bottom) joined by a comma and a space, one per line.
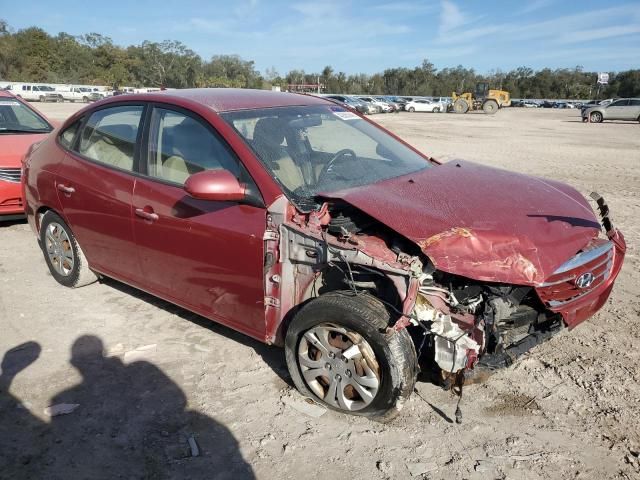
4, 0, 640, 75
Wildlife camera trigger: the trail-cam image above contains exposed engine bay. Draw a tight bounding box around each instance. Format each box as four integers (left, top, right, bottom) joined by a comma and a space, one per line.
268, 199, 565, 385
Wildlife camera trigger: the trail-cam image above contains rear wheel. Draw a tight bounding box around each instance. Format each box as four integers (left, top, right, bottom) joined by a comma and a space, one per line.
482, 99, 499, 114
82, 96, 89, 103
453, 98, 469, 113
285, 292, 417, 421
433, 107, 440, 113
408, 107, 415, 112
39, 95, 45, 102
39, 211, 97, 288
590, 111, 603, 123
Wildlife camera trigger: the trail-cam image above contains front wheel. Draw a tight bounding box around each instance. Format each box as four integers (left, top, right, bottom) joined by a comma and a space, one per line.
590, 111, 603, 123
39, 95, 45, 102
285, 292, 417, 421
433, 107, 440, 113
39, 211, 98, 288
408, 107, 415, 112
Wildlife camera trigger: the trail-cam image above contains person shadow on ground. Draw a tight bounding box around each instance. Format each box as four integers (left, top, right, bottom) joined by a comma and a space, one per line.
0, 341, 50, 477
1, 336, 255, 480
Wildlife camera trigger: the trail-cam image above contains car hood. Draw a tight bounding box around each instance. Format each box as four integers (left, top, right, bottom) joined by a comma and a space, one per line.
0, 133, 49, 167
321, 160, 601, 285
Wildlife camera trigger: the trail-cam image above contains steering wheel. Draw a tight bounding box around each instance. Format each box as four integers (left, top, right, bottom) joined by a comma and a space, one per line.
317, 148, 357, 183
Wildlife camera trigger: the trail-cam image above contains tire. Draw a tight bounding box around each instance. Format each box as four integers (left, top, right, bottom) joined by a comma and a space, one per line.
82, 96, 89, 103
433, 107, 440, 113
453, 98, 469, 114
590, 111, 603, 123
408, 107, 415, 112
482, 99, 499, 114
39, 211, 98, 288
39, 96, 45, 102
285, 291, 417, 422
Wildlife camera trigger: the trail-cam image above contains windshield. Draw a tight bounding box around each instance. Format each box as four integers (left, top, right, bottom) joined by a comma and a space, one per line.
0, 98, 52, 133
222, 105, 431, 210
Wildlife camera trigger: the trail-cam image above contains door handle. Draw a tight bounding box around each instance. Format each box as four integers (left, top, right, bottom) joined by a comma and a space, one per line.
57, 184, 75, 195
135, 207, 159, 222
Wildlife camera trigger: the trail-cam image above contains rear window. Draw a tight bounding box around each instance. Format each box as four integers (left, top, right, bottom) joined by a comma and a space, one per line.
78, 105, 143, 172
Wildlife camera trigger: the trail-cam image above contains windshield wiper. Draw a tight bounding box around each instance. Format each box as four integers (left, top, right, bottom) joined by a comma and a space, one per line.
0, 128, 51, 134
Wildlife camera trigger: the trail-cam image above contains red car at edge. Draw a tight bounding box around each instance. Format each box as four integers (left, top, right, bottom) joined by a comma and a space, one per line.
0, 91, 53, 220
22, 89, 626, 420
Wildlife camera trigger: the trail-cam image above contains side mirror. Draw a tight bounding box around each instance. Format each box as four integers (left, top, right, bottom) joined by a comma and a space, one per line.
184, 170, 246, 202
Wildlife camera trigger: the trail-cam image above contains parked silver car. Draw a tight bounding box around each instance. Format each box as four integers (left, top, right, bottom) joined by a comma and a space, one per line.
582, 98, 640, 123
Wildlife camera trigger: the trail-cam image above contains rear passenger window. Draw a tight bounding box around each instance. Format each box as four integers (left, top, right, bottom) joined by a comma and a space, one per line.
146, 108, 240, 185
78, 106, 143, 172
630, 99, 640, 106
59, 120, 81, 149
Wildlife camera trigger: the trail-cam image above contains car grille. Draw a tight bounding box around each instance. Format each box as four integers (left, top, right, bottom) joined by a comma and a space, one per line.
0, 167, 22, 183
537, 241, 614, 307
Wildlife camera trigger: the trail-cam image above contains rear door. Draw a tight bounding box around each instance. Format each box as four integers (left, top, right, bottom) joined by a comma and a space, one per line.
56, 104, 145, 283
131, 105, 267, 339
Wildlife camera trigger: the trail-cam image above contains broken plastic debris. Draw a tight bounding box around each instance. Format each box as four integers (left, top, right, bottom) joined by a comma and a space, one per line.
406, 461, 438, 476
44, 403, 80, 417
188, 435, 200, 457
123, 344, 157, 362
282, 396, 327, 418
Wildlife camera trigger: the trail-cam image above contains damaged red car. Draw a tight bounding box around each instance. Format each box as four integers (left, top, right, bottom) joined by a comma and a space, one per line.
23, 89, 625, 420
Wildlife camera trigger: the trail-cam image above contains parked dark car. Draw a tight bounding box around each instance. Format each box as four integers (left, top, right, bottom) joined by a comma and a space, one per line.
325, 95, 368, 114
23, 89, 626, 420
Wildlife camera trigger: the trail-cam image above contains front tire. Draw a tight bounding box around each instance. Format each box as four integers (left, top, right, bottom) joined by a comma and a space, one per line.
408, 107, 415, 112
453, 98, 469, 113
590, 111, 603, 123
433, 107, 440, 113
39, 211, 97, 288
285, 292, 417, 421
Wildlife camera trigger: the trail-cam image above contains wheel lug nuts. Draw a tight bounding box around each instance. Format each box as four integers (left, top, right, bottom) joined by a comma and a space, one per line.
328, 352, 335, 359
325, 363, 332, 370
335, 374, 341, 381
345, 370, 352, 377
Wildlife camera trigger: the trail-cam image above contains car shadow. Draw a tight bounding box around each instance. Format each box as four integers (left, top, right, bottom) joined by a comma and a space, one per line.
100, 277, 293, 387
0, 217, 27, 227
0, 337, 256, 479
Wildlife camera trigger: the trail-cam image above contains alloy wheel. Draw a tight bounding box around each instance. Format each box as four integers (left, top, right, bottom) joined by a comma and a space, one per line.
297, 323, 381, 411
44, 222, 75, 276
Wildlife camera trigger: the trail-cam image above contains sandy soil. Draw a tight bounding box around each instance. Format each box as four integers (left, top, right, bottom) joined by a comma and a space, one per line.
1, 104, 639, 479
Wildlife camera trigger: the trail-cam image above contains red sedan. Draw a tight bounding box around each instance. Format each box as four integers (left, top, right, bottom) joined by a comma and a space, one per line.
23, 89, 625, 420
0, 91, 53, 220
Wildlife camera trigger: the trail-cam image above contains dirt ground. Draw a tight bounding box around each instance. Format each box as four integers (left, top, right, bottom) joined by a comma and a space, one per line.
1, 103, 639, 480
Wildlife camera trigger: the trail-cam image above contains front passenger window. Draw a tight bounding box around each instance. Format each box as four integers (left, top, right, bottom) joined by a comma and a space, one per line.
146, 108, 240, 185
78, 106, 143, 172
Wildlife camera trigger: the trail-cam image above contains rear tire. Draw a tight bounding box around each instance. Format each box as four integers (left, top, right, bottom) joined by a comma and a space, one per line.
39, 211, 98, 288
482, 99, 499, 114
453, 99, 469, 113
590, 111, 603, 123
433, 107, 440, 113
285, 291, 417, 422
39, 96, 45, 102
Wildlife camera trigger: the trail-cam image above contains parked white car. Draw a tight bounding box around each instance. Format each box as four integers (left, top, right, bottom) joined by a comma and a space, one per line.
405, 99, 444, 113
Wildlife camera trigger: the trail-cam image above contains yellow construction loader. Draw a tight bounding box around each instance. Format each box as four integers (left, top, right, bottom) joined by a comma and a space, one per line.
450, 82, 511, 114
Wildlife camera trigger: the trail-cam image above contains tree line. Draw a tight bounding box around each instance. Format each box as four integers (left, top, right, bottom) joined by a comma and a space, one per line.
1, 20, 638, 99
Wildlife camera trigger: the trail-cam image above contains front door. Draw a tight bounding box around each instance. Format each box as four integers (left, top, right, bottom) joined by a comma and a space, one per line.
56, 104, 145, 283
131, 106, 267, 340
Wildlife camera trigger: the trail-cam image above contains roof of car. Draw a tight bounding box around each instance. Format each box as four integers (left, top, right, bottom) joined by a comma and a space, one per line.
153, 88, 330, 112
0, 90, 16, 98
